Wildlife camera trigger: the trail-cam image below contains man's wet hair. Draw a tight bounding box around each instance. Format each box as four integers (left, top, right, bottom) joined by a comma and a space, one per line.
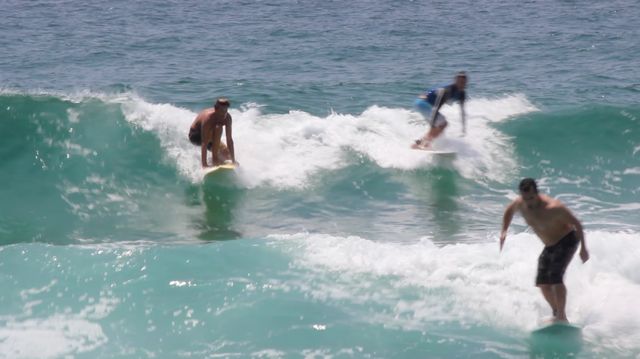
214, 98, 230, 108
519, 178, 538, 193
456, 71, 468, 80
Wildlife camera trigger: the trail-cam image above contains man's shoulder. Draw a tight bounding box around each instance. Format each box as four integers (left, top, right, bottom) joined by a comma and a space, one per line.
200, 108, 217, 119
544, 196, 568, 211
445, 83, 460, 92
511, 197, 524, 210
196, 108, 213, 117
542, 194, 562, 205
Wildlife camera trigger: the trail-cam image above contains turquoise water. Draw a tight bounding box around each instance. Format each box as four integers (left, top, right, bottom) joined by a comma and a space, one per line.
1, 1, 640, 358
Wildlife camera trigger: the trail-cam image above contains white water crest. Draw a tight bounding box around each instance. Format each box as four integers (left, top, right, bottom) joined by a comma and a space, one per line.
119, 93, 537, 188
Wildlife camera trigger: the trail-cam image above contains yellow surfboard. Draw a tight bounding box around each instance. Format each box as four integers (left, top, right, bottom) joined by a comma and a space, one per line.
203, 163, 236, 177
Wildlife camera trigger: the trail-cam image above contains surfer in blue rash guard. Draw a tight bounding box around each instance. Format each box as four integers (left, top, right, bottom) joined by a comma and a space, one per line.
500, 178, 590, 323
412, 72, 467, 150
188, 98, 237, 167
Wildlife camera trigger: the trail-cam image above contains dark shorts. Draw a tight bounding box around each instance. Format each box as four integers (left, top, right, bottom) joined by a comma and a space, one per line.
536, 231, 579, 285
188, 128, 212, 150
188, 127, 202, 145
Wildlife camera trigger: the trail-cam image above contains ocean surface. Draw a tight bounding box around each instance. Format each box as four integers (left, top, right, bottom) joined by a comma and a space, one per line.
1, 0, 640, 358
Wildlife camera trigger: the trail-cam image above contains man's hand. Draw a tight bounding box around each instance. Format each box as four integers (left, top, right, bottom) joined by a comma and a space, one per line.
499, 232, 506, 251
580, 247, 590, 263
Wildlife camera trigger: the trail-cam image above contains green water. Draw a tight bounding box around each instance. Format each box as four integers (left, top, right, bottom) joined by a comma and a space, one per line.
2, 0, 640, 357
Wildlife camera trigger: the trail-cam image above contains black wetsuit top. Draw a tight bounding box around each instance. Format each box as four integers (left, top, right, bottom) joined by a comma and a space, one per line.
424, 84, 466, 111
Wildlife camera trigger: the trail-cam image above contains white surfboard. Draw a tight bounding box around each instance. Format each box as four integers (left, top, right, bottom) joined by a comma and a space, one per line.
411, 146, 457, 158
530, 322, 583, 355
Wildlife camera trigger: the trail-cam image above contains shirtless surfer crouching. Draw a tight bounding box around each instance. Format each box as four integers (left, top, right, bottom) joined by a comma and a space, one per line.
500, 178, 589, 323
188, 98, 237, 167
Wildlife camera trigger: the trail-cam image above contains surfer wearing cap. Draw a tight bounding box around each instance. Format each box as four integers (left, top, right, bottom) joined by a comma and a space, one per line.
412, 72, 467, 150
500, 178, 590, 323
188, 98, 237, 167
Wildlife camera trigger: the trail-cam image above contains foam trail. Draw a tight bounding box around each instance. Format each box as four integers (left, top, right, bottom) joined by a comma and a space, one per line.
117, 94, 537, 188
269, 230, 640, 355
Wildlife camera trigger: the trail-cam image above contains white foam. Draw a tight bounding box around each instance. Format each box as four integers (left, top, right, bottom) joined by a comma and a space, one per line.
464, 94, 538, 123
4, 90, 535, 187
269, 230, 640, 354
115, 95, 204, 182
0, 87, 126, 104
624, 167, 640, 175
0, 317, 107, 358
114, 93, 537, 188
0, 295, 117, 358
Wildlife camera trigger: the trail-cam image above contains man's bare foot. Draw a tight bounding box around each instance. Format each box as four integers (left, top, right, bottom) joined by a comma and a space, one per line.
411, 139, 431, 150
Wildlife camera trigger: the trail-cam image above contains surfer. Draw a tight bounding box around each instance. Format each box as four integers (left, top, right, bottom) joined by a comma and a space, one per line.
412, 72, 467, 149
500, 178, 589, 323
188, 98, 237, 167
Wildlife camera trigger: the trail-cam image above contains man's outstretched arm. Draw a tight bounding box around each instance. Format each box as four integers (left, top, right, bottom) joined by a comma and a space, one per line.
561, 206, 589, 262
225, 116, 236, 163
460, 102, 466, 136
201, 120, 211, 167
428, 88, 445, 125
500, 201, 517, 251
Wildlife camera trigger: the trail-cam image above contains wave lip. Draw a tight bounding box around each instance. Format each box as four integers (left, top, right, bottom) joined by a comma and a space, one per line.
1, 90, 539, 188
118, 93, 538, 187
